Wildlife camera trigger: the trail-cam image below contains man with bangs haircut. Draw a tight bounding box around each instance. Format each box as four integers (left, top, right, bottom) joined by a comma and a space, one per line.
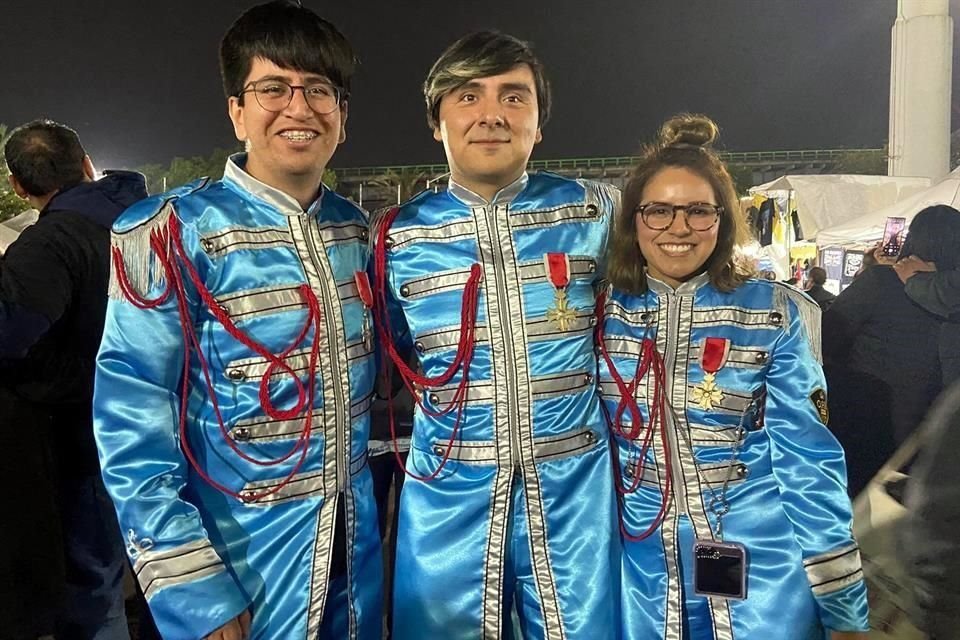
372, 31, 620, 639
94, 2, 382, 638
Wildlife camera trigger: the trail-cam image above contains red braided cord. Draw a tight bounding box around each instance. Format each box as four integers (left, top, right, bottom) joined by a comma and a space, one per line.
168, 248, 317, 502
165, 220, 322, 501
110, 230, 172, 309
168, 216, 311, 422
167, 219, 320, 468
114, 215, 322, 502
372, 206, 482, 480
595, 292, 673, 541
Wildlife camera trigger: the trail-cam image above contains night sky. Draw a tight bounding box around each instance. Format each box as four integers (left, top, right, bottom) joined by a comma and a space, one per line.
3, 1, 960, 171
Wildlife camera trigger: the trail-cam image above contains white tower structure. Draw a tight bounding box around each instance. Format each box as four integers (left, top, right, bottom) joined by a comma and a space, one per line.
888, 0, 953, 180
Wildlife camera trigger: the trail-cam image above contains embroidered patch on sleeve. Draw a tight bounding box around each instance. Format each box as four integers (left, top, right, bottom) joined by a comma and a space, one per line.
809, 388, 829, 424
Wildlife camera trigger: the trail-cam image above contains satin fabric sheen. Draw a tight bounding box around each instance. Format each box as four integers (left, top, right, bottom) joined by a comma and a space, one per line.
93, 156, 381, 639
600, 276, 869, 639
383, 173, 620, 639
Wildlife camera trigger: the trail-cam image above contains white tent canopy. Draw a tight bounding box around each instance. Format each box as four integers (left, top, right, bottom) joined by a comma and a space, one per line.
817, 167, 960, 246
749, 174, 930, 240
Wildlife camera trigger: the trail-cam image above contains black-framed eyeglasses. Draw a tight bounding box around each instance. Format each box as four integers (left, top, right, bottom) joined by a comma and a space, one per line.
635, 202, 723, 231
238, 79, 344, 114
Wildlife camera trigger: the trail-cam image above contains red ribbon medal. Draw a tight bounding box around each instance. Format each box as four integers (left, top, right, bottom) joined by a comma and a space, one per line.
355, 271, 373, 308
544, 253, 575, 330
355, 271, 373, 349
692, 337, 730, 410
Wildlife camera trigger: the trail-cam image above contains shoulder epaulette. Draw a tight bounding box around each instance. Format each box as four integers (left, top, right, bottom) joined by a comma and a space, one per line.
113, 177, 210, 235
108, 177, 211, 300
771, 280, 822, 363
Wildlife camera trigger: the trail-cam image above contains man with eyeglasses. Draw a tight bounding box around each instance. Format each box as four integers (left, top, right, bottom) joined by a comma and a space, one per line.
93, 2, 381, 638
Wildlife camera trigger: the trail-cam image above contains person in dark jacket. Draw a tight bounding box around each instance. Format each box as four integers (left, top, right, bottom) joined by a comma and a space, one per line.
822, 207, 959, 497
892, 209, 960, 387
902, 379, 960, 639
2, 119, 147, 639
805, 266, 837, 311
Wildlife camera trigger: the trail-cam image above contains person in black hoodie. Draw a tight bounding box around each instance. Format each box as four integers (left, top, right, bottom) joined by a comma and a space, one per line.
2, 119, 147, 639
822, 206, 959, 498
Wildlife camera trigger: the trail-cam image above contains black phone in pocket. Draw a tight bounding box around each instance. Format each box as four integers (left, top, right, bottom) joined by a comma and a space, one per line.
693, 540, 748, 600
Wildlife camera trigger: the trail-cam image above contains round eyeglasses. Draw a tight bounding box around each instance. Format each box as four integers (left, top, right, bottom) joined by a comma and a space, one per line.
636, 202, 723, 231
239, 79, 344, 114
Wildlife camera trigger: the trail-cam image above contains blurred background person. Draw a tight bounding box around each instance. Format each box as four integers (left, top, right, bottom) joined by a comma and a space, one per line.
902, 380, 960, 640
823, 206, 958, 497
2, 119, 146, 639
805, 266, 837, 311
891, 207, 960, 386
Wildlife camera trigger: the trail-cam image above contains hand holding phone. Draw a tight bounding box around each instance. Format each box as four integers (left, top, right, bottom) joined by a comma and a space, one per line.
880, 216, 907, 258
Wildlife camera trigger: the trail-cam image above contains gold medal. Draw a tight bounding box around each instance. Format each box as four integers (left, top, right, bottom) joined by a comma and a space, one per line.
544, 252, 574, 330
692, 338, 731, 410
692, 372, 724, 410
546, 289, 577, 331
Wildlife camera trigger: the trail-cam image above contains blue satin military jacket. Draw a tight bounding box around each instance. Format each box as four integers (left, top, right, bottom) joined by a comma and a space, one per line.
379, 173, 622, 638
93, 156, 381, 639
600, 274, 869, 639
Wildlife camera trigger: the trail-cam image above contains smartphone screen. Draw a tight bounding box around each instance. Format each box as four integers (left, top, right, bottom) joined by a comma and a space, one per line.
881, 217, 907, 257
693, 541, 748, 600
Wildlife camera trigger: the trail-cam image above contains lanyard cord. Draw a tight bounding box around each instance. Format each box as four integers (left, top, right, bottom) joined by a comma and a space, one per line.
668, 398, 754, 541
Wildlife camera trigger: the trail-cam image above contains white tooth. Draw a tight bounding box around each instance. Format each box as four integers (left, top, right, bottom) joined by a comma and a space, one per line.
281, 130, 317, 141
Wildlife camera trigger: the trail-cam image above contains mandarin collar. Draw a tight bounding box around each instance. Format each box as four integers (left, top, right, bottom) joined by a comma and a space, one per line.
447, 172, 529, 207
222, 153, 324, 217
646, 271, 711, 296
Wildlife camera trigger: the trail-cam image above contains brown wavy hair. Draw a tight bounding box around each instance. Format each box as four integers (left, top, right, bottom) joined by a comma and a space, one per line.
607, 113, 753, 294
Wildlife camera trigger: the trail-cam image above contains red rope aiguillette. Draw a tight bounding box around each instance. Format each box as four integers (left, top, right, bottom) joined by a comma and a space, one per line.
113, 215, 322, 503
371, 207, 483, 481
595, 291, 673, 541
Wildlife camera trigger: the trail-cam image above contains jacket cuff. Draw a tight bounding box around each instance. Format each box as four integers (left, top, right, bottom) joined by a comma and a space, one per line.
135, 539, 249, 639
814, 580, 870, 632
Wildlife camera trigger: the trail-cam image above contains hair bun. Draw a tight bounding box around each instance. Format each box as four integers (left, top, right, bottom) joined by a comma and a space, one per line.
658, 113, 719, 149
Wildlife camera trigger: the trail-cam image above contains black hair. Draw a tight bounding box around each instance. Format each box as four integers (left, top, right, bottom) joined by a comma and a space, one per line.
219, 0, 357, 102
808, 267, 827, 285
899, 205, 960, 271
3, 119, 87, 197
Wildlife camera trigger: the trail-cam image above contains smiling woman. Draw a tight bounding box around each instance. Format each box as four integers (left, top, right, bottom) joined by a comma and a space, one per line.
598, 114, 870, 639
607, 113, 749, 294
